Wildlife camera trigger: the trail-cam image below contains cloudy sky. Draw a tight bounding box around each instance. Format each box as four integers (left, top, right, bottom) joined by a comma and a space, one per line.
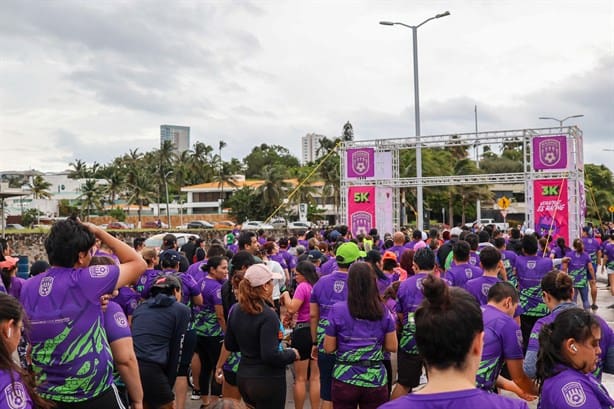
1, 0, 612, 173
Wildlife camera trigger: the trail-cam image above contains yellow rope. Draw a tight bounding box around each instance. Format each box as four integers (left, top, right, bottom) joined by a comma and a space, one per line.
542, 175, 567, 257
264, 141, 342, 224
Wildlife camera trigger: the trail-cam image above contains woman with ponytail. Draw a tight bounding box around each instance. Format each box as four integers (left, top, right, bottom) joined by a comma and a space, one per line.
0, 293, 51, 409
224, 264, 299, 408
536, 308, 614, 408
524, 270, 613, 380
380, 274, 528, 409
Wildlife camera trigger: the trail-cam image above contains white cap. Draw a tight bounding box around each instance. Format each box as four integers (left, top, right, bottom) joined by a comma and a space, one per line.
421, 231, 428, 241
524, 228, 535, 236
244, 264, 283, 287
450, 227, 463, 236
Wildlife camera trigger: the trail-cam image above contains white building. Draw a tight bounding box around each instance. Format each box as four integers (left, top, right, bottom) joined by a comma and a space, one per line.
301, 133, 326, 164
160, 125, 190, 153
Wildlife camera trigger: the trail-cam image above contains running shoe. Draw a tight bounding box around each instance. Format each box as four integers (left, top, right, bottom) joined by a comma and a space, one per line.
191, 389, 201, 400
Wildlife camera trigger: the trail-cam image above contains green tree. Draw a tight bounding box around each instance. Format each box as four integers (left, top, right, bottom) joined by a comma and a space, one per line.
104, 168, 125, 207
78, 179, 104, 220
126, 171, 157, 227
68, 159, 88, 179
225, 187, 265, 222
243, 144, 300, 178
22, 208, 42, 227
342, 121, 354, 141
28, 175, 52, 199
585, 164, 614, 222
257, 165, 291, 216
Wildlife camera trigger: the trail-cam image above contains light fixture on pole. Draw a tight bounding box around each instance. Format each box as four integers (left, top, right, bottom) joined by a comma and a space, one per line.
163, 170, 172, 229
538, 114, 584, 132
380, 10, 450, 230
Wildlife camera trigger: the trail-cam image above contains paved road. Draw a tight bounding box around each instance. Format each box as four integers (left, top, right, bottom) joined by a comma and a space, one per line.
182, 281, 614, 409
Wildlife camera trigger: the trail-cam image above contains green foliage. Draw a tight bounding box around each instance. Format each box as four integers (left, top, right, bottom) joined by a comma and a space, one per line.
243, 144, 300, 178
225, 187, 267, 222
21, 208, 42, 227
585, 164, 614, 222
58, 199, 79, 217
108, 207, 126, 221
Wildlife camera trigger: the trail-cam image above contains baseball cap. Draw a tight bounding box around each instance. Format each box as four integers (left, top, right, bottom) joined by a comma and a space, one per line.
450, 227, 463, 237
0, 256, 19, 270
308, 250, 324, 261
524, 228, 535, 236
160, 250, 182, 264
151, 275, 181, 291
244, 264, 283, 287
382, 251, 398, 263
335, 242, 365, 264
226, 233, 235, 245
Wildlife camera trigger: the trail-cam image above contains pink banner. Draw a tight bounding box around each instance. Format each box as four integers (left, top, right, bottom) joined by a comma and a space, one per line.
533, 179, 569, 243
348, 186, 375, 237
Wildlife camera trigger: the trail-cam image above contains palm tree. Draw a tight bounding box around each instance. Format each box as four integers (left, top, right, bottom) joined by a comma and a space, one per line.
189, 141, 215, 183
68, 159, 88, 179
105, 169, 125, 208
257, 165, 291, 209
126, 170, 157, 227
78, 179, 104, 220
28, 175, 52, 199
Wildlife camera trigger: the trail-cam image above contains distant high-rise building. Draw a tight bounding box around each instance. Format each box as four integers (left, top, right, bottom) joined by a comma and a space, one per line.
160, 125, 190, 153
301, 133, 325, 164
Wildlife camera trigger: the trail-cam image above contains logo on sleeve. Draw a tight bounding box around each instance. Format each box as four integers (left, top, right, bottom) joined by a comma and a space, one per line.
39, 276, 54, 297
89, 265, 110, 278
4, 381, 27, 409
561, 381, 586, 407
114, 312, 128, 328
515, 329, 523, 348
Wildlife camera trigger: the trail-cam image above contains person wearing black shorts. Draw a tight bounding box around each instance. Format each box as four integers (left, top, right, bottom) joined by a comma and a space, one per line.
132, 275, 191, 409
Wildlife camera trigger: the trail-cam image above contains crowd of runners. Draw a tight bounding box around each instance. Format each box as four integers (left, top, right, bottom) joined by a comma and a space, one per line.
0, 217, 613, 408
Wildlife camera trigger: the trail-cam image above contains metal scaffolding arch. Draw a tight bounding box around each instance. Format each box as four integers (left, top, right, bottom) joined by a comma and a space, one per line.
340, 126, 584, 237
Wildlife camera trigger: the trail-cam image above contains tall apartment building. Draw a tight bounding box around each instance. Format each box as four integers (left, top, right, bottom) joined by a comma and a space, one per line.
160, 125, 190, 153
301, 133, 326, 164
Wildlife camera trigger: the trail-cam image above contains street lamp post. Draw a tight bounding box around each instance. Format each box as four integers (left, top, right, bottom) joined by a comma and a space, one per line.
163, 170, 172, 229
538, 114, 584, 132
380, 11, 450, 230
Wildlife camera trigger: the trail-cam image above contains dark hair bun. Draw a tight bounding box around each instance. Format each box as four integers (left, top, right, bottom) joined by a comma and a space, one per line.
421, 275, 450, 310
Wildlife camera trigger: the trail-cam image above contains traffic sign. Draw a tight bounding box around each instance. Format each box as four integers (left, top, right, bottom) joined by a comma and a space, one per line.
609, 205, 614, 213
497, 196, 511, 210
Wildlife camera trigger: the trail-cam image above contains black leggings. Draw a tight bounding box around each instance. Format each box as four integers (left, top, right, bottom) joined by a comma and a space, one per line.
237, 374, 286, 409
196, 335, 223, 397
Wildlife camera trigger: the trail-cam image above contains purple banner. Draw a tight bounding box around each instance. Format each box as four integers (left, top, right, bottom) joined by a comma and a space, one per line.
346, 148, 375, 178
532, 135, 568, 170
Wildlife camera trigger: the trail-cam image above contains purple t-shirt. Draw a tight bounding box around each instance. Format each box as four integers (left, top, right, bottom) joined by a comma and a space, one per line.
279, 249, 296, 270
514, 255, 553, 317
378, 388, 528, 409
194, 276, 224, 337
500, 249, 518, 287
319, 258, 338, 276
0, 369, 34, 409
113, 286, 140, 317
135, 268, 162, 297
388, 245, 406, 261
601, 240, 614, 269
8, 276, 25, 299
325, 301, 395, 387
20, 264, 120, 402
582, 237, 601, 265
103, 301, 131, 343
477, 305, 523, 391
293, 281, 312, 323
566, 250, 592, 287
186, 261, 207, 284
142, 270, 200, 305
464, 276, 501, 306
396, 272, 430, 354
269, 253, 288, 270
538, 366, 614, 409
445, 263, 483, 287
310, 271, 348, 350
527, 302, 613, 381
